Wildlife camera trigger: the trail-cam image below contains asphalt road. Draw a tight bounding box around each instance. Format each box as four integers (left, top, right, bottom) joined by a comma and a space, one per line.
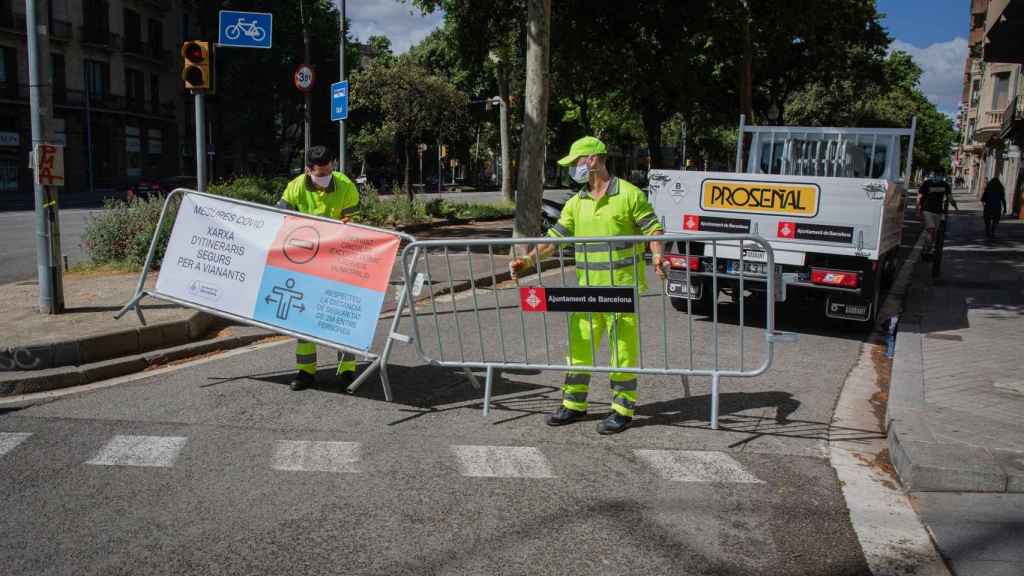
0, 208, 99, 285
0, 263, 880, 575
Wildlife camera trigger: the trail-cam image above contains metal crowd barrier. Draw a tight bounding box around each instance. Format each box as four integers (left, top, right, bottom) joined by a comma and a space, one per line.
115, 188, 418, 400
399, 233, 796, 429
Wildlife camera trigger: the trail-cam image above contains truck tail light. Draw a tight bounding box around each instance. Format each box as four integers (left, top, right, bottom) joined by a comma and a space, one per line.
811, 268, 859, 288
667, 255, 701, 271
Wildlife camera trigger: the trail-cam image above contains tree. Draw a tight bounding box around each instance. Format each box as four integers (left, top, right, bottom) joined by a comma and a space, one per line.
350, 58, 469, 199
513, 0, 551, 237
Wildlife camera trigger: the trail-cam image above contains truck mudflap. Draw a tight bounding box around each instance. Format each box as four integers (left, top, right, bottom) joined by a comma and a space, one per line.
825, 295, 873, 322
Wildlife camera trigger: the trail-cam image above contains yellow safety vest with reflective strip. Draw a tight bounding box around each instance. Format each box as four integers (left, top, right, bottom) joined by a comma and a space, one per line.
281, 172, 359, 219
547, 177, 663, 291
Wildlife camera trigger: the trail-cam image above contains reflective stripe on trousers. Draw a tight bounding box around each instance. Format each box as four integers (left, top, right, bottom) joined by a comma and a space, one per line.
296, 340, 356, 375
561, 312, 639, 417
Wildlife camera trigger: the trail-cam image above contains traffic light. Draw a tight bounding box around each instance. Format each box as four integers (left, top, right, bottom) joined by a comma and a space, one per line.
181, 40, 214, 93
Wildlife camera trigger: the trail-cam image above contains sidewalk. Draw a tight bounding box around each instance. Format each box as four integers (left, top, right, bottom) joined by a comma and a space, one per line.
0, 271, 278, 396
0, 217, 521, 396
886, 188, 1024, 575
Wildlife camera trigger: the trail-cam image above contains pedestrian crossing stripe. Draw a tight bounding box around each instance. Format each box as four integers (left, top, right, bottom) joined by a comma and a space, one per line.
634, 449, 763, 483
271, 440, 360, 473
452, 445, 556, 478
86, 435, 188, 468
0, 432, 32, 457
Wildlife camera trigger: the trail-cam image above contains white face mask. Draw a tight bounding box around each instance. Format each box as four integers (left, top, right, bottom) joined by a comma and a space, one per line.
310, 173, 332, 188
571, 159, 591, 184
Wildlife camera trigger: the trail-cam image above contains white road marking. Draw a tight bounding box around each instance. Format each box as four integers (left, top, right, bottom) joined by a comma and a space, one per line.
0, 432, 32, 457
452, 445, 556, 478
86, 435, 188, 468
635, 449, 763, 483
271, 440, 361, 473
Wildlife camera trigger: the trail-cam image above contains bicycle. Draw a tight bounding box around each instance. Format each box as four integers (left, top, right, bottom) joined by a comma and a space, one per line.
224, 18, 266, 42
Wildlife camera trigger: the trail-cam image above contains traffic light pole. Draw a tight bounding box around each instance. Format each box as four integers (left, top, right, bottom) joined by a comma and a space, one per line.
195, 92, 206, 192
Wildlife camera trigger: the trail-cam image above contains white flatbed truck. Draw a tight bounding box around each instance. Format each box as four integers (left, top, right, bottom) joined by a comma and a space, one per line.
648, 116, 917, 324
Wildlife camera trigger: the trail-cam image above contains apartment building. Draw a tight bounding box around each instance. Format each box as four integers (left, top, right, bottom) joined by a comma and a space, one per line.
0, 0, 200, 208
955, 0, 1023, 216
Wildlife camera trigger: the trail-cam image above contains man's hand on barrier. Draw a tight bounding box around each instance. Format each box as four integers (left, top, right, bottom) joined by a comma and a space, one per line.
652, 253, 668, 280
509, 257, 532, 280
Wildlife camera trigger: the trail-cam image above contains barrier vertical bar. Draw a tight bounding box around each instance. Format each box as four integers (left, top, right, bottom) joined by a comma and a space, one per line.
710, 372, 721, 430
483, 365, 494, 417
532, 248, 552, 366
466, 246, 486, 361
739, 238, 745, 372
423, 247, 444, 361
487, 245, 507, 364
443, 247, 466, 363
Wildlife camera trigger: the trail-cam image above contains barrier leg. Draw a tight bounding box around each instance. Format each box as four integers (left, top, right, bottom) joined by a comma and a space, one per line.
115, 291, 146, 322
482, 365, 494, 417
347, 356, 382, 397
710, 373, 721, 430
348, 281, 411, 401
681, 374, 691, 398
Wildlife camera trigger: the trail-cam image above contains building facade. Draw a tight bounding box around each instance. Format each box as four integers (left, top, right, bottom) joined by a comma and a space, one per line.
954, 0, 1023, 216
0, 0, 200, 209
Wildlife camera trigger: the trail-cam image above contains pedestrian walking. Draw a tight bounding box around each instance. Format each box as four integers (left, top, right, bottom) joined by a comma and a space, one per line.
509, 136, 666, 435
276, 145, 360, 391
981, 176, 1007, 240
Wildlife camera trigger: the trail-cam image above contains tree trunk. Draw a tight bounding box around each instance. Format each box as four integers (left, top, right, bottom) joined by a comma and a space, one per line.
514, 0, 551, 239
497, 63, 514, 203
404, 143, 413, 202
641, 107, 665, 170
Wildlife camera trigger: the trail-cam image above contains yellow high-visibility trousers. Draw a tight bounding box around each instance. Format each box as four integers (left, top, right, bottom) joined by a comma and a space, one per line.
562, 312, 639, 417
295, 340, 356, 376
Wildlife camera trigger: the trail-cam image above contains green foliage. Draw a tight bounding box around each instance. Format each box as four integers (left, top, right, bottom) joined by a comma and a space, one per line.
82, 195, 179, 270
208, 176, 290, 206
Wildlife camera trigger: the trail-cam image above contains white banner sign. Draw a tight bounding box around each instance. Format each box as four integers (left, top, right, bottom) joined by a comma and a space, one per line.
156, 193, 401, 351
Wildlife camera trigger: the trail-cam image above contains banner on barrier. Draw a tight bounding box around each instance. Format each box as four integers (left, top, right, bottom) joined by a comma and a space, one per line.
519, 287, 636, 313
156, 192, 400, 351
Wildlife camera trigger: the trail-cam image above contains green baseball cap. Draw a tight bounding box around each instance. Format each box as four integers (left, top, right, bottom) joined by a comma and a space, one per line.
557, 136, 607, 166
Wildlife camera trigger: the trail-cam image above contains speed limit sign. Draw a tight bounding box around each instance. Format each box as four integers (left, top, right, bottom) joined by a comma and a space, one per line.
293, 64, 315, 92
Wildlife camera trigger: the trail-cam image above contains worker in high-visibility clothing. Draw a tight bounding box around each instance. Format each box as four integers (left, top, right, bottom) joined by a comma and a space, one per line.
276, 145, 360, 391
510, 136, 665, 434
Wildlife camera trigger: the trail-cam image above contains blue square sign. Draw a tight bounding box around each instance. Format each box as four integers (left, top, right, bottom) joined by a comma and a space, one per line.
331, 81, 349, 121
218, 11, 273, 49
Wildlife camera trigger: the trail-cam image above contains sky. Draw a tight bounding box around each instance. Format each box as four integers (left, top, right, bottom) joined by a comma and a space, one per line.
338, 0, 444, 54
877, 0, 969, 118
342, 1, 969, 117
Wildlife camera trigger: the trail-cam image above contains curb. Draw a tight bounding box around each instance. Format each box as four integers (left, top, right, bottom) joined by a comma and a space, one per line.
885, 221, 1024, 493
1, 311, 219, 372
0, 326, 281, 397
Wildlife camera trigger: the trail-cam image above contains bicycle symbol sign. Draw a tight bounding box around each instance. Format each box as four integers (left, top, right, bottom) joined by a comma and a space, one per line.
218, 10, 273, 49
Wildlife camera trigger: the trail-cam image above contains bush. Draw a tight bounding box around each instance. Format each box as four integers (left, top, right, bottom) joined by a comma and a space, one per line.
425, 198, 515, 221
351, 183, 430, 227
208, 175, 289, 206
82, 194, 180, 270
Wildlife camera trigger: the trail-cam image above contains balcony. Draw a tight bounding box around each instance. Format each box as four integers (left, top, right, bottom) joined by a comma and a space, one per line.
0, 82, 29, 100
1002, 95, 1024, 139
0, 11, 26, 34
50, 19, 73, 42
975, 109, 1006, 141
123, 40, 170, 65
80, 26, 122, 50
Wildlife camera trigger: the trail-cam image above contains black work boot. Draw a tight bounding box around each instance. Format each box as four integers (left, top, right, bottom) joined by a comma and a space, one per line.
545, 406, 587, 427
597, 413, 633, 435
289, 371, 315, 391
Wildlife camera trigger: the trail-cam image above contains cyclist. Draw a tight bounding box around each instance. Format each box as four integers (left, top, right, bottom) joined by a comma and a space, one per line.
917, 170, 957, 259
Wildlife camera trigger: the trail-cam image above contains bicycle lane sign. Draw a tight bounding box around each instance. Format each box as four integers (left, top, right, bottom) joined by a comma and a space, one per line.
218, 10, 272, 49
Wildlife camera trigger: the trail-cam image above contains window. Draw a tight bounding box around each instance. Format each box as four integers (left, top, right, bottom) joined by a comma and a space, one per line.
52, 53, 66, 104
83, 0, 109, 37
0, 46, 14, 85
124, 9, 141, 53
971, 79, 981, 108
0, 159, 18, 195
125, 68, 144, 108
84, 59, 109, 98
180, 13, 190, 42
148, 19, 163, 58
992, 72, 1010, 111
150, 74, 160, 114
